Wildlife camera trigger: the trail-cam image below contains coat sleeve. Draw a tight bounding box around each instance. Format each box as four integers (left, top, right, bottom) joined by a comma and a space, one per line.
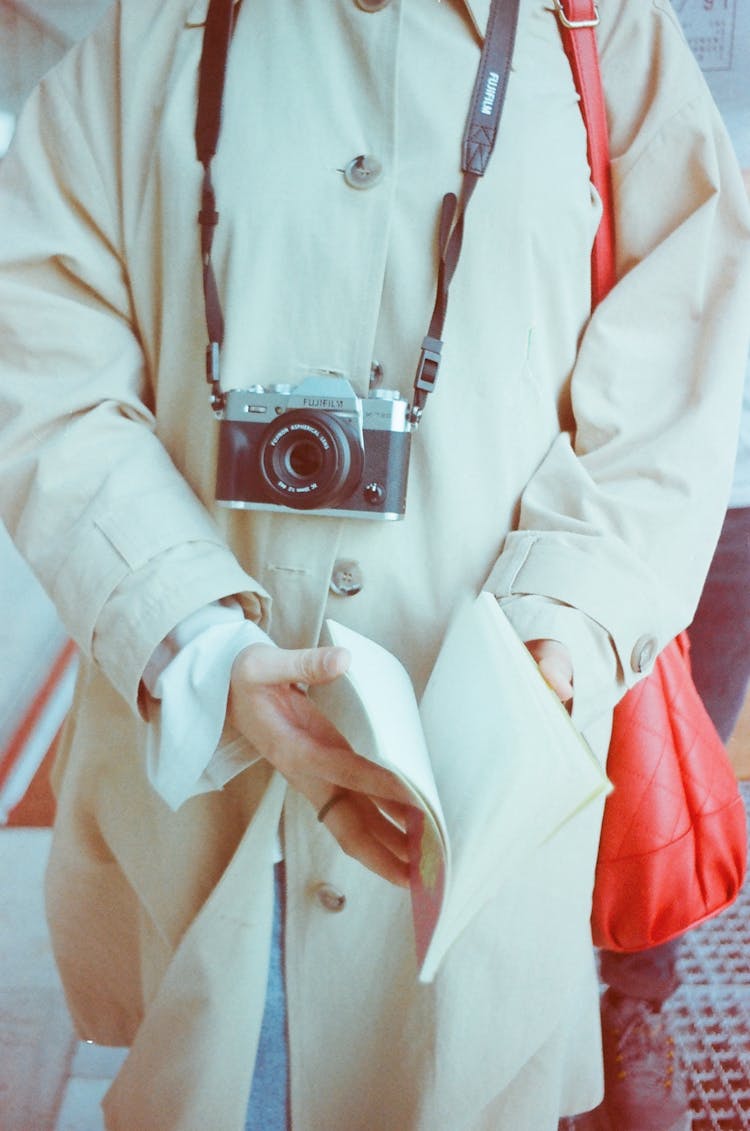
487, 0, 750, 703
0, 5, 270, 712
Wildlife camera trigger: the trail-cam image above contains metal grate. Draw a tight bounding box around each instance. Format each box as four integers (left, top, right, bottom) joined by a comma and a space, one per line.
560, 782, 750, 1131
668, 988, 750, 1129
666, 784, 750, 1129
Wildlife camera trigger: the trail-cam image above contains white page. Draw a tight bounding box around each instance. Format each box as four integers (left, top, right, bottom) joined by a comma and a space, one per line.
311, 596, 609, 981
318, 619, 446, 835
418, 593, 610, 979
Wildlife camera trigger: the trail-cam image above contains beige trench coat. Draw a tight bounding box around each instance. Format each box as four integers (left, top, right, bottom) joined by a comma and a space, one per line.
1, 0, 749, 1127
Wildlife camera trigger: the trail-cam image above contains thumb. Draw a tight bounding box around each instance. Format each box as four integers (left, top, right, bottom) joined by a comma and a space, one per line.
536, 656, 574, 705
525, 639, 574, 705
234, 642, 351, 688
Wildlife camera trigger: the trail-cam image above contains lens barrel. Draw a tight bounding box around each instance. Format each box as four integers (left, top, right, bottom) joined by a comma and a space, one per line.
259, 410, 364, 509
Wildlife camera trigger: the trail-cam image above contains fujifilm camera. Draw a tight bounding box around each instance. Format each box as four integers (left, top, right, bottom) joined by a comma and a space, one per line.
215, 375, 412, 520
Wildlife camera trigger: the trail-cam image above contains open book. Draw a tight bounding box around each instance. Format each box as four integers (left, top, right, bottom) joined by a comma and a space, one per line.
312, 592, 610, 983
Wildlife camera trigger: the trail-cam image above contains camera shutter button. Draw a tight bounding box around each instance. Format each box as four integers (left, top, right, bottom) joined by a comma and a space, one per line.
329, 559, 364, 597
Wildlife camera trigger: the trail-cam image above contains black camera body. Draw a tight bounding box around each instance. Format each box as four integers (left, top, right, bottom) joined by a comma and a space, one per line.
215, 376, 412, 520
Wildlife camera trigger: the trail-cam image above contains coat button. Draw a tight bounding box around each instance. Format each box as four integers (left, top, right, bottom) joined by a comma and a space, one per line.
329, 559, 364, 597
355, 0, 391, 9
631, 635, 658, 674
344, 154, 383, 190
369, 359, 385, 389
315, 883, 347, 912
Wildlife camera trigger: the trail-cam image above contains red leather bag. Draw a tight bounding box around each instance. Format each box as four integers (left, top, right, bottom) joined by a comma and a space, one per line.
557, 0, 747, 952
591, 633, 747, 951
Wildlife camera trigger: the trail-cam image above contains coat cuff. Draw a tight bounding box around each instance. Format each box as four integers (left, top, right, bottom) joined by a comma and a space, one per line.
496, 595, 620, 734
93, 541, 271, 713
485, 530, 681, 692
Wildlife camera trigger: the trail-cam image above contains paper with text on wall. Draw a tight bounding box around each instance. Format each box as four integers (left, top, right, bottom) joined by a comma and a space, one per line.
313, 592, 610, 983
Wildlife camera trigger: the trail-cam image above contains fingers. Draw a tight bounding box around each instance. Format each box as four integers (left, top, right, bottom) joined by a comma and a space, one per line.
233, 681, 413, 805
316, 791, 348, 824
284, 738, 413, 814
370, 798, 411, 827
234, 642, 351, 688
319, 791, 411, 888
302, 742, 413, 807
525, 638, 574, 705
229, 641, 414, 885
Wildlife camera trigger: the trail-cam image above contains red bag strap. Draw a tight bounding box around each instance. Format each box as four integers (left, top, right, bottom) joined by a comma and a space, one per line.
554, 0, 616, 306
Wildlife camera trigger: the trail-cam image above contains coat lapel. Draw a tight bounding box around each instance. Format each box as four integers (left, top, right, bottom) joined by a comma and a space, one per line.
185, 0, 242, 29
459, 0, 491, 40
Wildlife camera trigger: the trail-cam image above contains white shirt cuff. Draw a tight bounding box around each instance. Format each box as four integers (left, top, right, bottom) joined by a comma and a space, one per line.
142, 600, 274, 811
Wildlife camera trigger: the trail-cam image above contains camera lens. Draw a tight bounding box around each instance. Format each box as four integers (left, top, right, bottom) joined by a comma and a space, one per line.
259, 410, 363, 509
286, 440, 324, 480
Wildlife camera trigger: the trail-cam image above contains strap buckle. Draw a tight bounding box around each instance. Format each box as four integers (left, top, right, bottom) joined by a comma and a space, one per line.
414, 335, 443, 394
553, 0, 599, 29
409, 335, 443, 427
205, 342, 225, 412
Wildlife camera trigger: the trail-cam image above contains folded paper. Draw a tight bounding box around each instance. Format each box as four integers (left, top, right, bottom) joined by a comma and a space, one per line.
313, 592, 610, 981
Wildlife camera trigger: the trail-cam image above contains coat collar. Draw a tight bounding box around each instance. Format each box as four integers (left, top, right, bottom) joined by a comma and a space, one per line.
460, 0, 492, 41
188, 1, 492, 37
185, 0, 242, 29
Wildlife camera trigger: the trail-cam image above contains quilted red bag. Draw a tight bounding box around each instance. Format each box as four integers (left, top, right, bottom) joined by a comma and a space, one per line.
591, 634, 747, 951
557, 1, 747, 952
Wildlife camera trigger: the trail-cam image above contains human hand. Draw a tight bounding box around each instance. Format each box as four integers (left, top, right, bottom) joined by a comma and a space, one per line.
525, 638, 574, 707
228, 643, 411, 887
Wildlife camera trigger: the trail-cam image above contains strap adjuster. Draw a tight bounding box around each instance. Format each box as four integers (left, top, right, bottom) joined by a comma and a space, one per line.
553, 0, 599, 29
414, 335, 443, 394
205, 342, 225, 412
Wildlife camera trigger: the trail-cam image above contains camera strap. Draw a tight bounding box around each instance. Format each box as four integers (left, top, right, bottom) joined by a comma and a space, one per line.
411, 0, 520, 424
195, 0, 520, 421
196, 0, 236, 411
